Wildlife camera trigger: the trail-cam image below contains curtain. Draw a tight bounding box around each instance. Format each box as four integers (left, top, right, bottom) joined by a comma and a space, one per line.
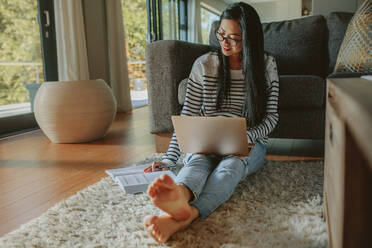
54, 0, 89, 81
168, 0, 178, 39
54, 0, 132, 112
187, 0, 203, 43
105, 0, 132, 112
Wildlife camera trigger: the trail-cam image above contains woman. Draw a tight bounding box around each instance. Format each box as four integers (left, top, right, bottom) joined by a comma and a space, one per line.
143, 2, 279, 243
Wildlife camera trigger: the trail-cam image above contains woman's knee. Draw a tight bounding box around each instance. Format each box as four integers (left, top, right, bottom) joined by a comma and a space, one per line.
213, 156, 246, 181
183, 153, 218, 168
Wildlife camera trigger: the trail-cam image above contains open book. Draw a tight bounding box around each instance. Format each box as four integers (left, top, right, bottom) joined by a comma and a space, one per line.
106, 163, 176, 194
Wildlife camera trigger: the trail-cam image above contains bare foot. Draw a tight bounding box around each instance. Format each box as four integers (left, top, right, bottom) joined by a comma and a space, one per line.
147, 174, 192, 221
144, 209, 198, 243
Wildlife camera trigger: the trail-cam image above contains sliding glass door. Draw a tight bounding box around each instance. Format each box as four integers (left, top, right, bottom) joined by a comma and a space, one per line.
147, 0, 187, 42
122, 0, 149, 108
120, 0, 187, 109
0, 0, 57, 137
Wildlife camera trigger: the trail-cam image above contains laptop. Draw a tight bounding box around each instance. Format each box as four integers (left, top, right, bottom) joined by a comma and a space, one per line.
171, 115, 250, 156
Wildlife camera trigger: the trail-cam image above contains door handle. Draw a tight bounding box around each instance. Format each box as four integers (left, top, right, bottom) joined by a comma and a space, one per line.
43, 10, 50, 38
43, 10, 50, 28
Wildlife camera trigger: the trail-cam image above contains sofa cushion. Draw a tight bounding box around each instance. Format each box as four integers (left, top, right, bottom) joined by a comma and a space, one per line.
333, 1, 372, 74
270, 108, 325, 139
209, 16, 328, 77
327, 12, 354, 74
178, 75, 325, 109
262, 15, 328, 77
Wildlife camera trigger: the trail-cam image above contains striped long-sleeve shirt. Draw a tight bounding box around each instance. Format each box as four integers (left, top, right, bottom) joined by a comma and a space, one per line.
161, 51, 279, 167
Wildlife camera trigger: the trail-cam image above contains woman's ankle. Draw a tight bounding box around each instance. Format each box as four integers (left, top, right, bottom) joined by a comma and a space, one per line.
177, 183, 194, 202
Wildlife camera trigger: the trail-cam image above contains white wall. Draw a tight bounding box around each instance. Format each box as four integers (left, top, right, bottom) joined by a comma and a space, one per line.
248, 0, 302, 22
251, 2, 277, 22
312, 0, 357, 16
202, 0, 228, 14
276, 0, 302, 21
222, 0, 359, 21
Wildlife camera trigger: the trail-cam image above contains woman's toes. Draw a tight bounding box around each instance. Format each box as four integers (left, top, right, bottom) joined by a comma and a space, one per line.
146, 224, 159, 241
158, 233, 166, 241
148, 184, 159, 198
159, 174, 175, 188
150, 187, 157, 196
147, 184, 155, 196
158, 233, 168, 243
158, 174, 166, 182
154, 177, 162, 185
161, 174, 175, 185
147, 188, 153, 197
144, 215, 158, 227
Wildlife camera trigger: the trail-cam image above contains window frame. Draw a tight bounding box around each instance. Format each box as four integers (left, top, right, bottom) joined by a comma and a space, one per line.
38, 0, 58, 81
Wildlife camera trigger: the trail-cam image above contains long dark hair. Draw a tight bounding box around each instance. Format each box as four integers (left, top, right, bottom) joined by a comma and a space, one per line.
216, 2, 266, 128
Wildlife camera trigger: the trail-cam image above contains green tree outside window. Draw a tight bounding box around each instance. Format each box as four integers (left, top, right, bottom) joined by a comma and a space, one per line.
0, 0, 44, 106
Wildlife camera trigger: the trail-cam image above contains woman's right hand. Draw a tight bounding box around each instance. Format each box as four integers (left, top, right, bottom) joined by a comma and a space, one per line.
143, 161, 169, 173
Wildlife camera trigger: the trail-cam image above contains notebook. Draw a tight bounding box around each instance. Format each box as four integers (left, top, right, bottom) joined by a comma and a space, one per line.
171, 115, 250, 156
106, 164, 176, 194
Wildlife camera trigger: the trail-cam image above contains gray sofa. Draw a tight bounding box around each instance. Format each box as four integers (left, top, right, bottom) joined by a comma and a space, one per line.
146, 12, 354, 143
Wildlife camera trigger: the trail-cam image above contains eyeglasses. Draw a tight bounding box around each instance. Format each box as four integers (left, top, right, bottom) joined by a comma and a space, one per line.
215, 31, 242, 47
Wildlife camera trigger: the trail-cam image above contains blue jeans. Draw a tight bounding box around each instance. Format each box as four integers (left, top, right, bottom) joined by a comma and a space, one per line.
175, 141, 266, 219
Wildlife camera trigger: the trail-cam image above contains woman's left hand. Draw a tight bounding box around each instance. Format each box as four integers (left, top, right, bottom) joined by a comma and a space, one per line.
143, 161, 170, 173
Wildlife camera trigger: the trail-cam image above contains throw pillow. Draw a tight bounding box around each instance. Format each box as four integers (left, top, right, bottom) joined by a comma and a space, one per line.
333, 0, 372, 73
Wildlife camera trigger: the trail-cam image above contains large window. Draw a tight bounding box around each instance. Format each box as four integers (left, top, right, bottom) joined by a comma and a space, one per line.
0, 0, 44, 115
0, 0, 57, 137
200, 6, 219, 45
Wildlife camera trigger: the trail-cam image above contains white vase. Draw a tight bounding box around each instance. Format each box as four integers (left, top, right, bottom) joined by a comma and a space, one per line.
34, 79, 117, 143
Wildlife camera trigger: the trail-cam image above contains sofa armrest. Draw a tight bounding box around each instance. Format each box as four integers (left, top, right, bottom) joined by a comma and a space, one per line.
146, 40, 212, 133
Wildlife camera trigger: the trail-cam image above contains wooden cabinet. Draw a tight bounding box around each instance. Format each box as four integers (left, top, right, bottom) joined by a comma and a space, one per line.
324, 84, 345, 248
324, 78, 372, 248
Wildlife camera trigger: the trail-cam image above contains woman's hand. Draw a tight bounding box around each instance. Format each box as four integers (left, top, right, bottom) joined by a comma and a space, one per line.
143, 161, 170, 173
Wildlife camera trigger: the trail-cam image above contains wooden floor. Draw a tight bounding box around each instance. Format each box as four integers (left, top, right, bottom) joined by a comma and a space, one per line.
0, 106, 323, 237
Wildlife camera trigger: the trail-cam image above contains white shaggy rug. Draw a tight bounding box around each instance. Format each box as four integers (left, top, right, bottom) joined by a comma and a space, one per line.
0, 154, 328, 247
